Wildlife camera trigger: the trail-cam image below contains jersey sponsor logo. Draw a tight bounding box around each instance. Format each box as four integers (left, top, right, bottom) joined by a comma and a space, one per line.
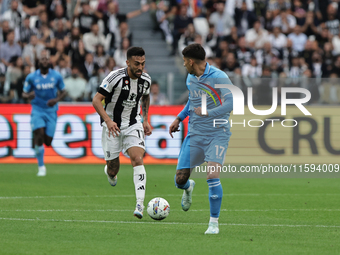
36, 83, 55, 90
122, 93, 137, 107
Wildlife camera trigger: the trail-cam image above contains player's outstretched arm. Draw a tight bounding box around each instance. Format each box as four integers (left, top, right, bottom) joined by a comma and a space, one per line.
169, 99, 190, 138
92, 92, 120, 137
142, 94, 152, 136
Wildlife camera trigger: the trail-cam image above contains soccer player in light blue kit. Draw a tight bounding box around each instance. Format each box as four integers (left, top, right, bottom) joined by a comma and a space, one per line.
169, 44, 233, 234
22, 50, 67, 176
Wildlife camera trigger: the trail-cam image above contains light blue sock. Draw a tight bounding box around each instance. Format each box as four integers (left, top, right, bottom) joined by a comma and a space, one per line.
35, 145, 45, 167
174, 174, 190, 190
207, 178, 223, 218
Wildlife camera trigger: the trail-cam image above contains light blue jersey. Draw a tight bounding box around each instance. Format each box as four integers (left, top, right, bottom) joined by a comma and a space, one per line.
23, 69, 65, 112
176, 63, 233, 169
23, 69, 65, 136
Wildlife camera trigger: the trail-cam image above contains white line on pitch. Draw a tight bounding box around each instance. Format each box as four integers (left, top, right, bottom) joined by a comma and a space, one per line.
0, 217, 339, 228
1, 209, 340, 212
1, 193, 339, 199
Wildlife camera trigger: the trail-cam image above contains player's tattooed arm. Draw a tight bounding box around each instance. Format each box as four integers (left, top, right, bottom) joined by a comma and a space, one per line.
142, 94, 152, 136
141, 94, 150, 119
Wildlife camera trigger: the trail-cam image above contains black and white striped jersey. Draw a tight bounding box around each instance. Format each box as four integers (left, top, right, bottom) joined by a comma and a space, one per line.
98, 67, 151, 129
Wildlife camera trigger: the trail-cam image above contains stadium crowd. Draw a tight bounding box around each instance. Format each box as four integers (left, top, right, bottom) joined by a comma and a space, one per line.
0, 0, 339, 104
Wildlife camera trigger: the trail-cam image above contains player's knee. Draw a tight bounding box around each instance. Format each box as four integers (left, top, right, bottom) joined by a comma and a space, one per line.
130, 154, 143, 166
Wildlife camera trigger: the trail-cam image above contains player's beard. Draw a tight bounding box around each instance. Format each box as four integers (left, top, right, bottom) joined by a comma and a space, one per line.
132, 69, 142, 78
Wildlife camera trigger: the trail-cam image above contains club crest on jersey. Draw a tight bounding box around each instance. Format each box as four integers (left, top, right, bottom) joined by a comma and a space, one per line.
125, 80, 129, 84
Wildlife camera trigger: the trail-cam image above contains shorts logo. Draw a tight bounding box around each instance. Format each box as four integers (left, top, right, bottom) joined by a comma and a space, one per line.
139, 141, 145, 146
138, 174, 144, 181
106, 151, 110, 158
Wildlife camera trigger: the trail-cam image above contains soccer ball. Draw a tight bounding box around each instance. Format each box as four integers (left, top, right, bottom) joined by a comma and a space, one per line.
147, 197, 170, 220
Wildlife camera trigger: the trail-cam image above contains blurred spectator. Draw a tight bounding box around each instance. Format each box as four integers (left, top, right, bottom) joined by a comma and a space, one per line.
315, 27, 332, 49
71, 39, 87, 72
288, 25, 307, 52
93, 44, 107, 68
234, 1, 257, 37
37, 24, 55, 49
236, 36, 253, 66
152, 0, 176, 44
255, 42, 279, 66
53, 19, 69, 40
149, 80, 169, 105
282, 39, 299, 69
178, 23, 196, 53
224, 26, 238, 51
73, 0, 99, 35
170, 4, 193, 56
50, 39, 70, 67
4, 56, 23, 103
102, 2, 148, 51
221, 52, 241, 78
114, 37, 130, 68
83, 22, 106, 53
82, 52, 98, 80
54, 57, 71, 79
301, 11, 319, 37
264, 10, 274, 32
309, 52, 323, 78
19, 16, 37, 46
104, 56, 118, 76
291, 0, 306, 26
0, 30, 21, 67
272, 8, 296, 34
1, 0, 22, 29
332, 29, 340, 55
209, 1, 234, 39
22, 34, 45, 67
45, 0, 68, 22
287, 56, 303, 79
325, 3, 339, 36
245, 19, 269, 49
63, 65, 87, 102
268, 0, 291, 17
268, 26, 287, 50
22, 0, 46, 16
322, 42, 333, 78
86, 66, 105, 101
35, 11, 49, 30
242, 56, 262, 78
69, 26, 81, 50
50, 4, 72, 32
205, 24, 218, 51
194, 34, 213, 58
116, 21, 133, 48
0, 20, 19, 44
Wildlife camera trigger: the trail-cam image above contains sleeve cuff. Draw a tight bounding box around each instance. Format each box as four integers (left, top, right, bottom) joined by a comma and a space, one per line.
98, 87, 110, 97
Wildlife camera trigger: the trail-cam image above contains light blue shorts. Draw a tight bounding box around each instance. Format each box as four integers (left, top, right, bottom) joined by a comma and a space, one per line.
31, 109, 57, 137
177, 130, 231, 170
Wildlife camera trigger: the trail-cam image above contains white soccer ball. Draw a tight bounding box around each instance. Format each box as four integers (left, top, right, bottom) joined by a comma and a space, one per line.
147, 197, 170, 220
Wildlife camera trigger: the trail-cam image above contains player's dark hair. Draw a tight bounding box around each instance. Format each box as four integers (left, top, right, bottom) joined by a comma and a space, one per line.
182, 43, 205, 61
127, 47, 145, 59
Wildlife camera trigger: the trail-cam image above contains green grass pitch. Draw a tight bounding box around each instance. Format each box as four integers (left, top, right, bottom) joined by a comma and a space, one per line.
0, 164, 339, 255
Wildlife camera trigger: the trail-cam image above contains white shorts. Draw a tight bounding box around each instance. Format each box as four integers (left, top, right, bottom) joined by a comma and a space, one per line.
101, 123, 145, 160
